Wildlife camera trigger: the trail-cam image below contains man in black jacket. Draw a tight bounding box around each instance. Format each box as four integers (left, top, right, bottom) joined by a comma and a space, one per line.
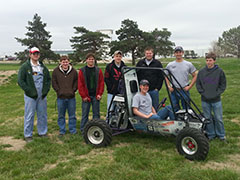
104, 50, 126, 113
136, 47, 164, 111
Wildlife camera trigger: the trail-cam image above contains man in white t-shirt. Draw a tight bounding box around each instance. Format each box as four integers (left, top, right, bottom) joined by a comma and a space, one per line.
132, 80, 174, 120
166, 46, 198, 111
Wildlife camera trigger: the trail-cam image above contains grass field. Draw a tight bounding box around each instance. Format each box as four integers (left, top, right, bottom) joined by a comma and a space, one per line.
0, 58, 240, 180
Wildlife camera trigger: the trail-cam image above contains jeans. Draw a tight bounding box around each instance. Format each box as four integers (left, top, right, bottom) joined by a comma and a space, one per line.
24, 94, 47, 137
81, 96, 100, 132
170, 90, 190, 111
150, 105, 175, 120
202, 101, 225, 139
148, 89, 159, 111
57, 98, 77, 134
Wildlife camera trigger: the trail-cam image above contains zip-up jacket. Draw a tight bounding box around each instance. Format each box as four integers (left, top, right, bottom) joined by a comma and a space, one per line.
104, 60, 126, 94
18, 59, 51, 99
78, 66, 104, 102
196, 65, 226, 103
136, 58, 164, 91
52, 64, 78, 99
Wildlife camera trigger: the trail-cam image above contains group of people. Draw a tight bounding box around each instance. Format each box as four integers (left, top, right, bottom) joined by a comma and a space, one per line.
132, 46, 227, 142
18, 46, 227, 143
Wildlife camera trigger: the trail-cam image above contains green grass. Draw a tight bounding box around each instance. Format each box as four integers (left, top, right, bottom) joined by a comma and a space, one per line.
0, 58, 240, 180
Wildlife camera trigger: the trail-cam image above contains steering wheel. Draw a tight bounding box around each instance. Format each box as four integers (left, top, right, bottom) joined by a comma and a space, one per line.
157, 97, 167, 111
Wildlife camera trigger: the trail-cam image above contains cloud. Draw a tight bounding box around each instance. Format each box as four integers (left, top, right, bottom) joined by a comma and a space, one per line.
0, 0, 240, 56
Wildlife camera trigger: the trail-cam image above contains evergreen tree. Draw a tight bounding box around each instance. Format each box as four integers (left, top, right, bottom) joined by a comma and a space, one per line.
218, 25, 240, 58
15, 13, 58, 62
110, 19, 175, 65
70, 27, 110, 62
110, 19, 143, 65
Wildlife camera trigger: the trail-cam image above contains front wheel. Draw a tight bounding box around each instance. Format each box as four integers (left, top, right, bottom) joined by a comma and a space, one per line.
176, 127, 209, 160
83, 119, 112, 147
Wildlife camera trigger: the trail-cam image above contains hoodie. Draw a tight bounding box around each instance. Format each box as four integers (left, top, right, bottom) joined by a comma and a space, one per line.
196, 65, 226, 103
104, 60, 126, 94
52, 64, 78, 99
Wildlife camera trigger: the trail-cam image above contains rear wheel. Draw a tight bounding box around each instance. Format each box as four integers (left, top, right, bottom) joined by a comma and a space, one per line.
176, 127, 209, 160
83, 119, 112, 147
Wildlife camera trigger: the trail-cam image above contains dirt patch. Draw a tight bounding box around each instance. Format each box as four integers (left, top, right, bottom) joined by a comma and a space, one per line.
237, 137, 240, 147
43, 148, 114, 173
76, 148, 114, 172
43, 163, 57, 171
0, 70, 17, 85
0, 136, 26, 151
115, 142, 130, 148
231, 116, 240, 126
200, 154, 240, 173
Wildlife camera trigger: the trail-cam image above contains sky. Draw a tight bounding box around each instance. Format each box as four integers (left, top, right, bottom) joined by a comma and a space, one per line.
0, 0, 239, 56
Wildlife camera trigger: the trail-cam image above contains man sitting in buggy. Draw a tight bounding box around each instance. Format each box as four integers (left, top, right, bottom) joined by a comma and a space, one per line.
132, 79, 174, 120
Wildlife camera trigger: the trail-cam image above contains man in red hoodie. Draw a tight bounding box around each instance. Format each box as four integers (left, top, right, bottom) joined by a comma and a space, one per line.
78, 53, 104, 132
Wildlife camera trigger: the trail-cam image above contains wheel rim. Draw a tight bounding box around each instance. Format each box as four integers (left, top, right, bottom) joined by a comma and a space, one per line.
87, 126, 104, 145
181, 136, 198, 155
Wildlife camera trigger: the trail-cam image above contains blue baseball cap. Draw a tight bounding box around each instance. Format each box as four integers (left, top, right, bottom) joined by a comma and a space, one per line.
174, 46, 184, 52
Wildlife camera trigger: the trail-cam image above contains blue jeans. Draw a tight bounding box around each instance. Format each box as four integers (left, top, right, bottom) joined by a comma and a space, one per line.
148, 89, 159, 111
57, 98, 77, 134
150, 105, 175, 120
81, 96, 100, 132
24, 94, 47, 137
202, 101, 225, 139
171, 90, 190, 111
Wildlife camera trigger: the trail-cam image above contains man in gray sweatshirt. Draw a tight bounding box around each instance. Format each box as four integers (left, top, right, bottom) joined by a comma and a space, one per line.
196, 52, 226, 142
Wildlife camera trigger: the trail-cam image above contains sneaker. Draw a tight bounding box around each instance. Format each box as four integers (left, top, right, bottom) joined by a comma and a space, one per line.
38, 134, 48, 138
220, 138, 228, 144
25, 137, 33, 143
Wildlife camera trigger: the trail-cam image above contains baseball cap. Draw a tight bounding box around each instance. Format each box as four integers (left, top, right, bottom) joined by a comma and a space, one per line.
30, 47, 40, 53
114, 50, 122, 56
140, 79, 149, 85
174, 46, 184, 52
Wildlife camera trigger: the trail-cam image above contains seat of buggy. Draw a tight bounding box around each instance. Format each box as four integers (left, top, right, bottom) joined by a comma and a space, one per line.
122, 68, 139, 117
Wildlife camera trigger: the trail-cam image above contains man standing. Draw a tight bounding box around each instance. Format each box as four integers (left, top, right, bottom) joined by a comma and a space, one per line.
132, 80, 174, 120
166, 46, 198, 111
136, 47, 164, 111
104, 50, 126, 112
196, 52, 226, 142
78, 53, 104, 132
52, 55, 78, 136
18, 47, 51, 142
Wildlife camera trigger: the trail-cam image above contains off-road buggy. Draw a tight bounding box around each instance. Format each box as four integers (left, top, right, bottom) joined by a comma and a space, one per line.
83, 67, 209, 161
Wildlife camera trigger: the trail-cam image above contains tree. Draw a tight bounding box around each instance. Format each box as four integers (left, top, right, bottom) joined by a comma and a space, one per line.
142, 28, 175, 58
190, 50, 197, 59
218, 25, 240, 58
110, 19, 143, 65
15, 13, 57, 62
184, 50, 191, 59
110, 19, 175, 65
70, 27, 110, 62
209, 41, 223, 58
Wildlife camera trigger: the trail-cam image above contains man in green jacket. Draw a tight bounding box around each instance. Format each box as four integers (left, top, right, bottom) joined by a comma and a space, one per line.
18, 47, 51, 142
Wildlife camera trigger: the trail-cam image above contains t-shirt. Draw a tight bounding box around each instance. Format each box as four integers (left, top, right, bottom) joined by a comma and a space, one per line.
166, 60, 196, 88
132, 92, 152, 115
86, 66, 96, 96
